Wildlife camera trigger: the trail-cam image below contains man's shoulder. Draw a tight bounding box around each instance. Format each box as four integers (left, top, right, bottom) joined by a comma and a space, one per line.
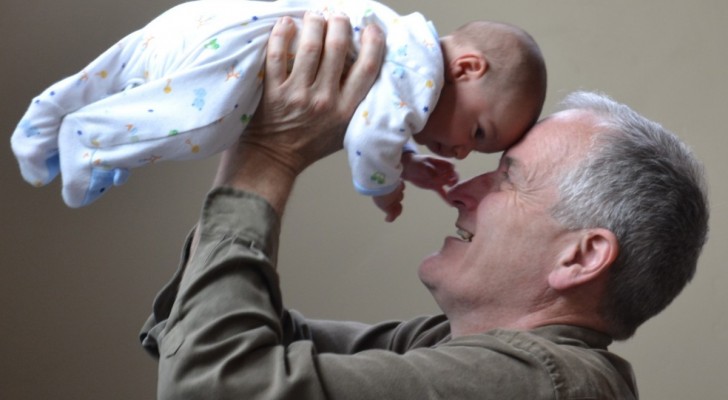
440, 325, 638, 400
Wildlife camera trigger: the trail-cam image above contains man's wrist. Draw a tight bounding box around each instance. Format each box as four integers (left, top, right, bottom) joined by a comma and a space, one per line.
213, 143, 298, 217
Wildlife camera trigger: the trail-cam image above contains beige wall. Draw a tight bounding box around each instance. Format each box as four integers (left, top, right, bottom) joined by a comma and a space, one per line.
1, 0, 726, 398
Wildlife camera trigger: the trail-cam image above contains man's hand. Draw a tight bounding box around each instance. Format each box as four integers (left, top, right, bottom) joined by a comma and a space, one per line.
213, 14, 385, 214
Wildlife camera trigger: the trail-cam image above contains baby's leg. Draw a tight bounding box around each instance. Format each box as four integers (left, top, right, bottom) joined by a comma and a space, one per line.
56, 20, 270, 207
11, 100, 65, 188
58, 133, 130, 208
10, 31, 147, 189
58, 106, 252, 207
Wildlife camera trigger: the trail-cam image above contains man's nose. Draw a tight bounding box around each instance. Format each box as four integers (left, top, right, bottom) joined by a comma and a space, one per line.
445, 172, 494, 209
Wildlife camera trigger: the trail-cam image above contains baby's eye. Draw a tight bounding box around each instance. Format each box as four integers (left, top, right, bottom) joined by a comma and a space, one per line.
474, 127, 486, 139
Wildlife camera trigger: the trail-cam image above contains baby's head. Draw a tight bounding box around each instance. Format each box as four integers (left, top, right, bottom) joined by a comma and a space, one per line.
415, 21, 547, 159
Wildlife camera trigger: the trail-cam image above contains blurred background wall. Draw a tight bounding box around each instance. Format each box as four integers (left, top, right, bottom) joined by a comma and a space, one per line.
1, 0, 726, 398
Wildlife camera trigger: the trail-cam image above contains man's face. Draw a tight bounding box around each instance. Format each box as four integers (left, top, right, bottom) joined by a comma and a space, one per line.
418, 110, 596, 316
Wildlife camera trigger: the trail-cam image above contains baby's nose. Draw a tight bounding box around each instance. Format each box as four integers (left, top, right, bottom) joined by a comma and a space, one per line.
453, 145, 472, 160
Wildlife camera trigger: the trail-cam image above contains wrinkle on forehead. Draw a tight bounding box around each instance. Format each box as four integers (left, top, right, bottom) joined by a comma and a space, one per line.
531, 111, 597, 176
505, 110, 599, 203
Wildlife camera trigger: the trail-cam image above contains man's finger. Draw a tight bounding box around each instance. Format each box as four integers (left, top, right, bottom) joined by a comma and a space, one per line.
265, 17, 297, 90
340, 23, 385, 114
288, 12, 326, 87
315, 13, 353, 93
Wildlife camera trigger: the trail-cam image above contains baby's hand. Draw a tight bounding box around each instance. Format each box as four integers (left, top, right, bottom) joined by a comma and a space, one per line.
401, 153, 458, 200
373, 182, 405, 222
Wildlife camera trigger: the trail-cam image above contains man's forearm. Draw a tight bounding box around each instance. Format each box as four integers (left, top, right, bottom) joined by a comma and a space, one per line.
212, 142, 298, 218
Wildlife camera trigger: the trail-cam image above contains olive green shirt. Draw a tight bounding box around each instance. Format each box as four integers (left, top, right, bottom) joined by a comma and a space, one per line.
140, 187, 638, 399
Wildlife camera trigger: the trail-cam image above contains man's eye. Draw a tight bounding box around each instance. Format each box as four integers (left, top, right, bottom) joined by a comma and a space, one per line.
499, 167, 513, 184
499, 172, 513, 190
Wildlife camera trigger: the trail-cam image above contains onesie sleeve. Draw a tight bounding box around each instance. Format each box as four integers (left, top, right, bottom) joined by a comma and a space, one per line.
343, 10, 443, 197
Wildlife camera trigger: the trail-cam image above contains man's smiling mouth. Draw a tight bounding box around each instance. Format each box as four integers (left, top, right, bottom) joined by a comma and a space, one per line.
456, 228, 473, 242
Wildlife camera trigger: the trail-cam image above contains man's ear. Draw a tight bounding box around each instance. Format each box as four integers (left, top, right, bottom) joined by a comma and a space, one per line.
548, 229, 618, 291
448, 53, 488, 81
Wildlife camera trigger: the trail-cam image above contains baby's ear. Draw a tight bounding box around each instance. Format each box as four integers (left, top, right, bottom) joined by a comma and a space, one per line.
449, 53, 488, 81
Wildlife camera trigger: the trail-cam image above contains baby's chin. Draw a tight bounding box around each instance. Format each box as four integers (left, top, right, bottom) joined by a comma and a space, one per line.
430, 149, 447, 158
413, 134, 449, 158
426, 144, 451, 159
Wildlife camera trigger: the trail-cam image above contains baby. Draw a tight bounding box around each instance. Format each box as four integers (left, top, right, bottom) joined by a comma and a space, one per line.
10, 0, 546, 221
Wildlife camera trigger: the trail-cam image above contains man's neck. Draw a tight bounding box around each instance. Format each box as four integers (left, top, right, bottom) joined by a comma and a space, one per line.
447, 303, 608, 338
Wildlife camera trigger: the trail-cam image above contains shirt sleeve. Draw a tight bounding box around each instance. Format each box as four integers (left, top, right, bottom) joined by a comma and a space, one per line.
147, 187, 327, 399
141, 188, 451, 398
282, 310, 451, 354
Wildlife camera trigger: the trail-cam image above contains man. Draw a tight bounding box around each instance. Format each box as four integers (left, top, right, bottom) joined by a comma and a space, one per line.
140, 14, 708, 399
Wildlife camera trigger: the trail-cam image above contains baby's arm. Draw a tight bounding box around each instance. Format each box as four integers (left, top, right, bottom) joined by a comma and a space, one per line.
371, 152, 457, 222
400, 152, 458, 200
372, 182, 405, 223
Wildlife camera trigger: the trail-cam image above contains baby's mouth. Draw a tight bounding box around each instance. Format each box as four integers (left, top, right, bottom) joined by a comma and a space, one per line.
427, 143, 448, 158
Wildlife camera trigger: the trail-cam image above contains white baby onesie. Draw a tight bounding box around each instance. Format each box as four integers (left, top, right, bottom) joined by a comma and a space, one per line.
10, 0, 443, 207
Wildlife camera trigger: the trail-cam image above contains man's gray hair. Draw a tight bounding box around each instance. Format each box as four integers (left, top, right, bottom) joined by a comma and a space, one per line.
551, 91, 709, 340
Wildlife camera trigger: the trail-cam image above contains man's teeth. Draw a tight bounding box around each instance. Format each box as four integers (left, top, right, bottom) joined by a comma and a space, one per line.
456, 229, 473, 242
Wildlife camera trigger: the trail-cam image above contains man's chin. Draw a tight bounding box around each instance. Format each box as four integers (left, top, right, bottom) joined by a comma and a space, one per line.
418, 252, 444, 289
